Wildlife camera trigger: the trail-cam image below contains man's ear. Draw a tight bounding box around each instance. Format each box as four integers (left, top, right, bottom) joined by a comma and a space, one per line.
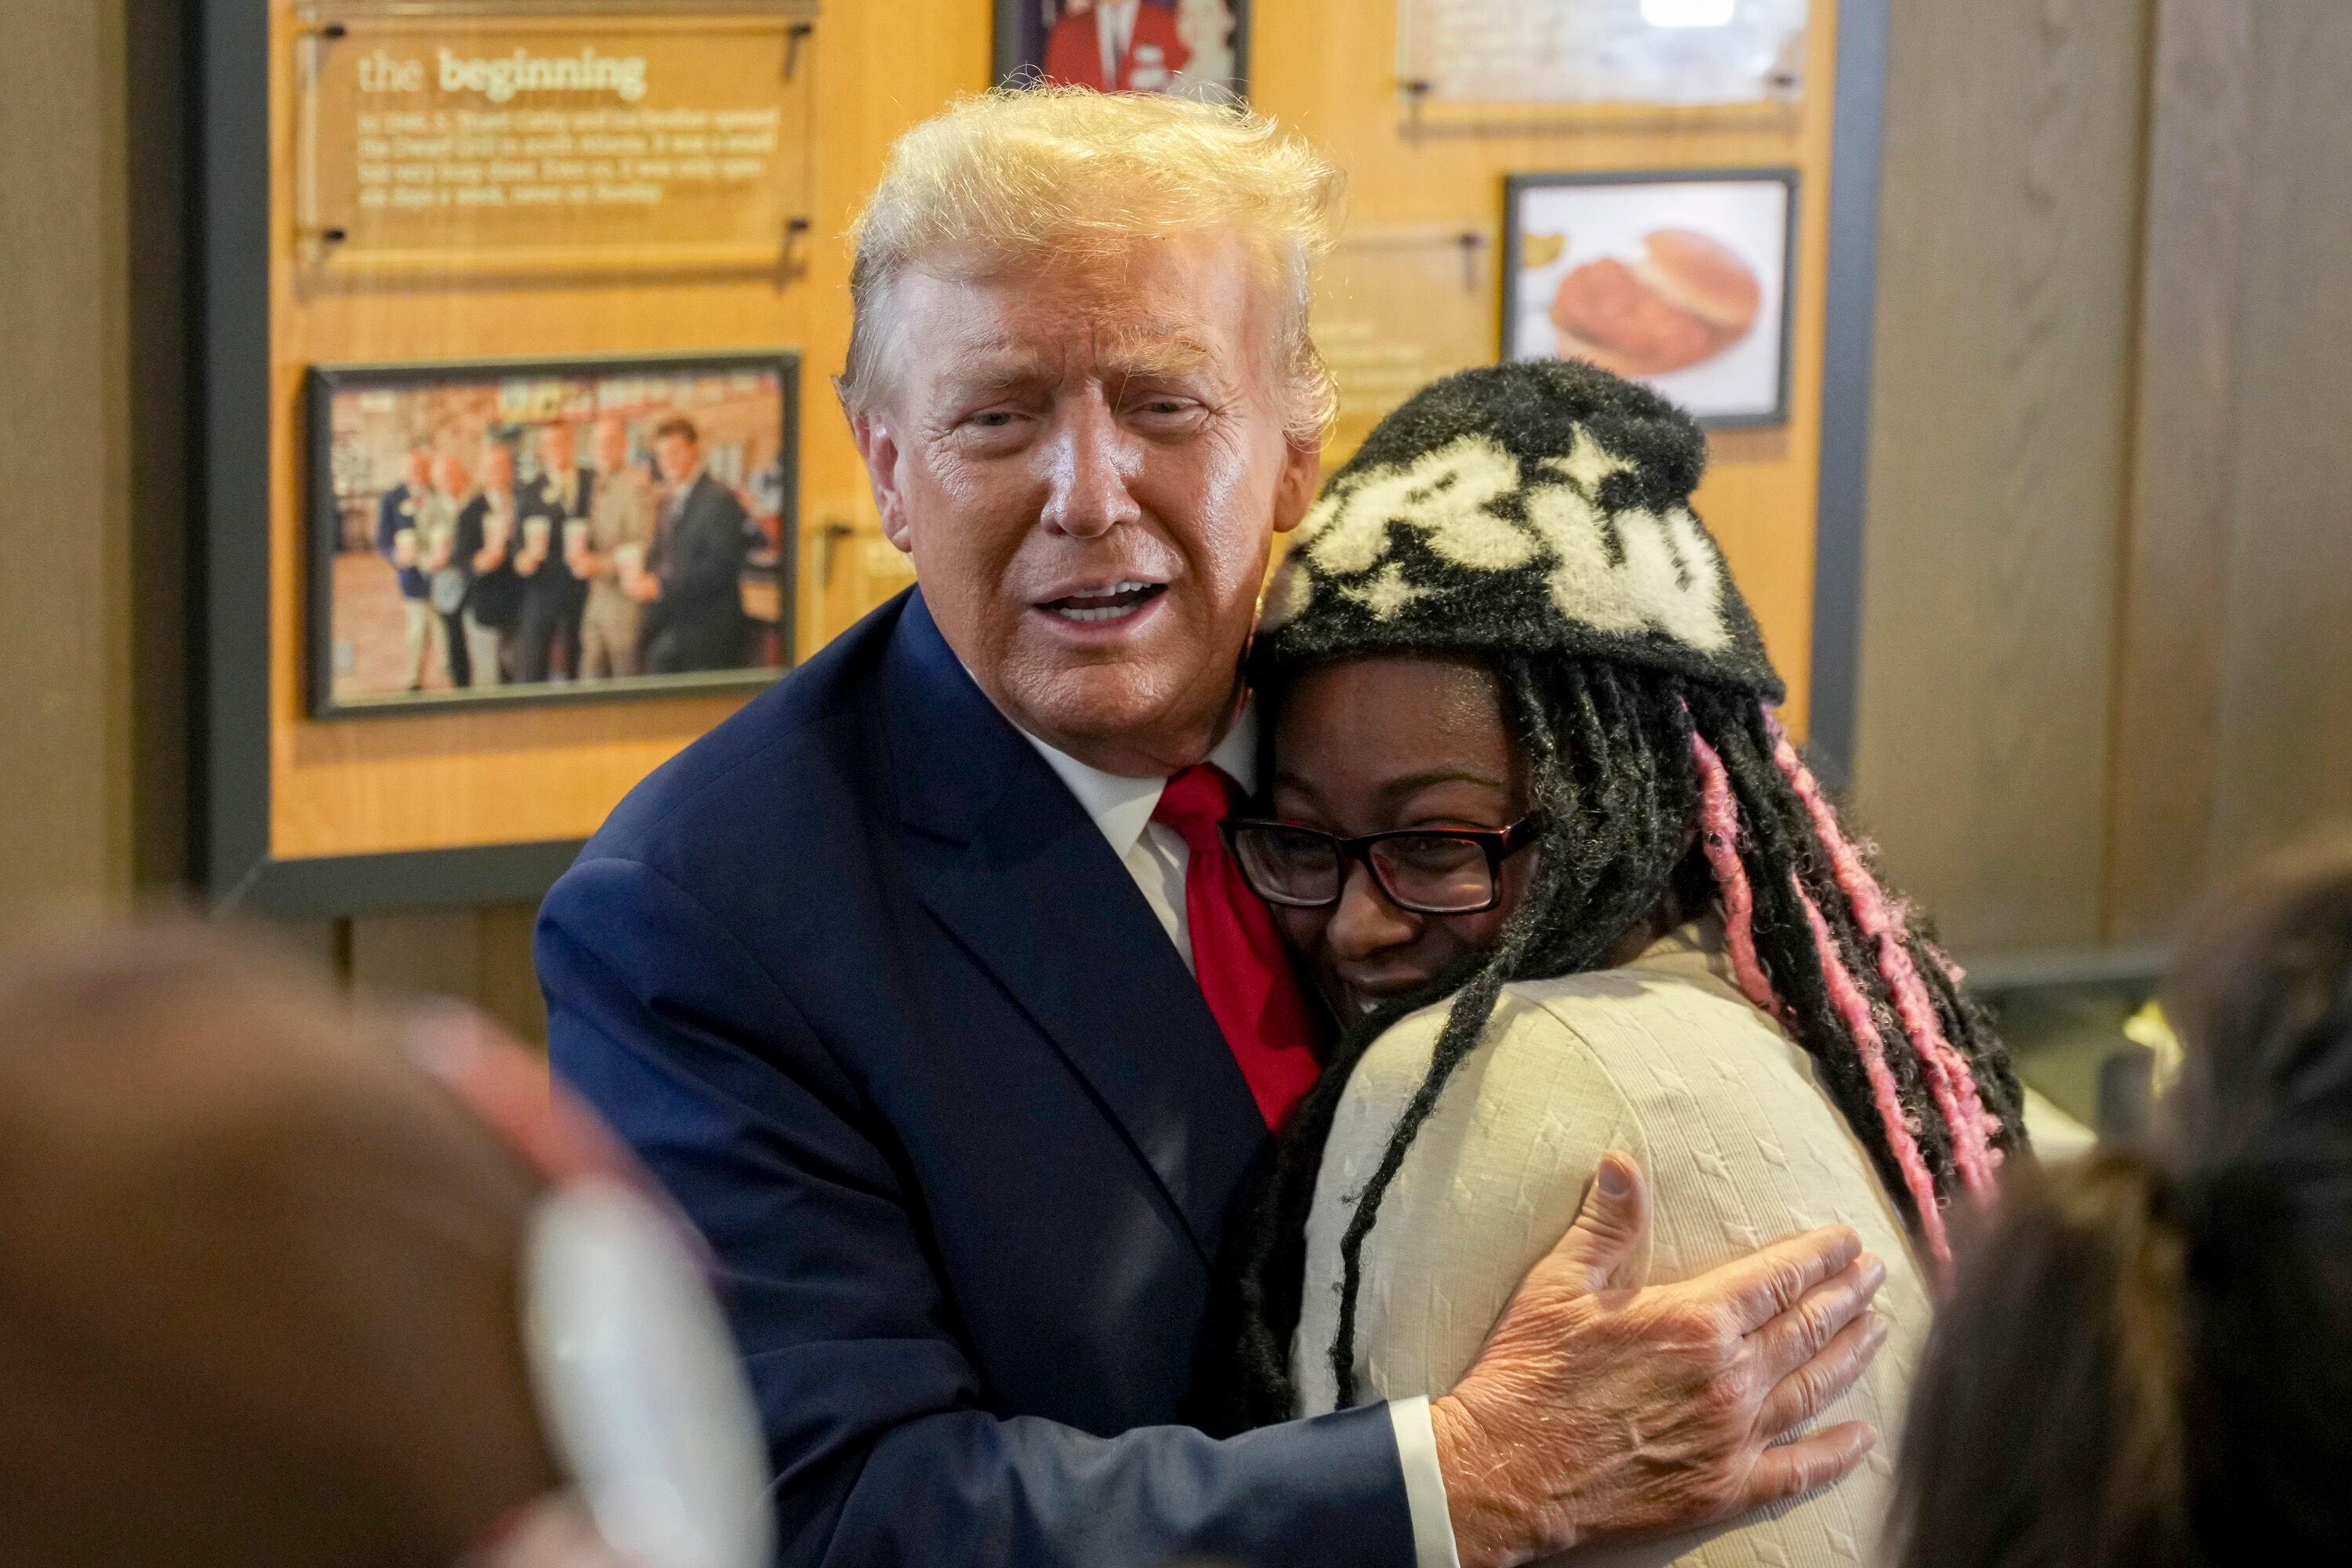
1271, 434, 1324, 535
851, 410, 914, 553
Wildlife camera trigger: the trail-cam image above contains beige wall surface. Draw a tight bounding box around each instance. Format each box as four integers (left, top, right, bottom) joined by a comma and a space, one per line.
0, 0, 184, 920
2198, 2, 2352, 887
1856, 0, 2352, 955
1851, 0, 2152, 953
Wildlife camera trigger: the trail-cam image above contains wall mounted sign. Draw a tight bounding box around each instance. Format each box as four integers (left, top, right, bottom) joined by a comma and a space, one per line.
1310, 223, 1497, 469
994, 0, 1249, 99
1397, 0, 1807, 106
296, 2, 819, 272
307, 351, 799, 717
1503, 169, 1797, 428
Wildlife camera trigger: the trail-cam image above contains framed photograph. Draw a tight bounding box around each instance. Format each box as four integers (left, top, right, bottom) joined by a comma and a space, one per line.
1501, 169, 1797, 428
306, 352, 797, 718
994, 0, 1250, 100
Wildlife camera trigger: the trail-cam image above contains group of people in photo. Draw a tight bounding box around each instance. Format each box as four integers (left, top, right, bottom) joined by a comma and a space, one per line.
372, 413, 754, 692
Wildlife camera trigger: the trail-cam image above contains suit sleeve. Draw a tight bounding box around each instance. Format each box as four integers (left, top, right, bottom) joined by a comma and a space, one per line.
663, 491, 750, 606
454, 499, 485, 573
539, 856, 1420, 1568
376, 491, 403, 560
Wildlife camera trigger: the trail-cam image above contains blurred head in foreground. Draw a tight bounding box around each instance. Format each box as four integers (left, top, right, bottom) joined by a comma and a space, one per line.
1893, 840, 2352, 1567
0, 921, 768, 1568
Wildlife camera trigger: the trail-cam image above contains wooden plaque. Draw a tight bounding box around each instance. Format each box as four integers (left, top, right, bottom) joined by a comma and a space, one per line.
297, 6, 817, 273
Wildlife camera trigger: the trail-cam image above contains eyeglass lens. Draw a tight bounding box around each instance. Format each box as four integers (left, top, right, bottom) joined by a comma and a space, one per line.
1230, 826, 1498, 913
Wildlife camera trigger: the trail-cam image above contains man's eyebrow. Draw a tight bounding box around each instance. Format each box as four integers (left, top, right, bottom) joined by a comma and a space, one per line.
938, 355, 1051, 398
1105, 330, 1216, 379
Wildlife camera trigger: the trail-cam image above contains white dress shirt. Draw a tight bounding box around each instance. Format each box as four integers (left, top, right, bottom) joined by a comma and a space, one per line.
1016, 710, 1463, 1568
1095, 0, 1140, 88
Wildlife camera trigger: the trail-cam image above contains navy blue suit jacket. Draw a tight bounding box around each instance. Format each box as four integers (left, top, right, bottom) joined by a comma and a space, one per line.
541, 589, 1417, 1568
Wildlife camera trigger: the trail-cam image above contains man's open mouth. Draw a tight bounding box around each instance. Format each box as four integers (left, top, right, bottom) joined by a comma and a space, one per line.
1038, 581, 1167, 624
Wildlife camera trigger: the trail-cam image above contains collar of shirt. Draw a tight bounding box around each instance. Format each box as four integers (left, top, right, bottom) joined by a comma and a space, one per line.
1018, 701, 1258, 864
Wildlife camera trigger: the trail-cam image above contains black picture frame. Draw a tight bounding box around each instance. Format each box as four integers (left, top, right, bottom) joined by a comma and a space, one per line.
993, 0, 1250, 99
1500, 167, 1801, 432
303, 350, 798, 720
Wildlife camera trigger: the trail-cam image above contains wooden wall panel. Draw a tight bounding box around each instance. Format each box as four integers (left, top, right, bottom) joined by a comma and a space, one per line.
348, 903, 546, 1044
2103, 0, 2254, 940
2203, 0, 2352, 875
0, 3, 125, 910
1852, 0, 2152, 953
0, 0, 185, 916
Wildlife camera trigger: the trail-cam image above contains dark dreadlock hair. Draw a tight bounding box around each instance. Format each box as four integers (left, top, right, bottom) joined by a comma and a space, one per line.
1195, 358, 2028, 1426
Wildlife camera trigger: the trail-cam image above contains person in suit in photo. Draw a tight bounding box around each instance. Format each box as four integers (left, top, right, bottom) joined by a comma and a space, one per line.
375, 445, 441, 692
540, 89, 1886, 1568
573, 416, 657, 680
421, 450, 475, 689
633, 416, 752, 675
1043, 0, 1190, 93
511, 423, 595, 684
456, 441, 524, 687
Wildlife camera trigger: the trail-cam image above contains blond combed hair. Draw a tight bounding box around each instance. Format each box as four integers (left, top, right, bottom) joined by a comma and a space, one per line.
838, 87, 1345, 444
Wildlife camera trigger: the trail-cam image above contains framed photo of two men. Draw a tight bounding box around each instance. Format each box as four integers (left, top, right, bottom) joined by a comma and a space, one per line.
994, 0, 1250, 99
305, 352, 797, 719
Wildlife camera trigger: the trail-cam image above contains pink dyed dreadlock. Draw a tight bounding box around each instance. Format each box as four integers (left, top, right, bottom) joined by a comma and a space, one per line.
1762, 712, 2003, 1196
1694, 724, 1962, 1267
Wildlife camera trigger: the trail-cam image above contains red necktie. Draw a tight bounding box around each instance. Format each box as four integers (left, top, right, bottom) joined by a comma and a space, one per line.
1152, 764, 1327, 1128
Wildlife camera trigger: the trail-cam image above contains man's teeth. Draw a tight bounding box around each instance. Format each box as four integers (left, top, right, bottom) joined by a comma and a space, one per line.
1050, 581, 1160, 622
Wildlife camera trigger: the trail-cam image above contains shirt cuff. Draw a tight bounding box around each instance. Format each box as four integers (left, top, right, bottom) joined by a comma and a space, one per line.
1388, 1396, 1462, 1568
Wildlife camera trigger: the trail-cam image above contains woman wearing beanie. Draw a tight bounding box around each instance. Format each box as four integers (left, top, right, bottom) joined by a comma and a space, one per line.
1204, 360, 2025, 1566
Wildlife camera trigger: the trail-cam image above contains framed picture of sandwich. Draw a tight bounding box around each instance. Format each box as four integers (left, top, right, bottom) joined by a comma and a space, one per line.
1501, 169, 1797, 429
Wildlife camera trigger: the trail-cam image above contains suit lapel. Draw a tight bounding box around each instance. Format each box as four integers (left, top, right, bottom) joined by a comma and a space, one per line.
884, 593, 1267, 1264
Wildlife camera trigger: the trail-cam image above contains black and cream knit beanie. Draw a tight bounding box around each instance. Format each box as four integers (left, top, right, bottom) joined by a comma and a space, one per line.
1255, 358, 1783, 702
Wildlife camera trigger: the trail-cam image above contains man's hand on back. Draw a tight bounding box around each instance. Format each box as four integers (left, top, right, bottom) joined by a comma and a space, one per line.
1430, 1152, 1889, 1568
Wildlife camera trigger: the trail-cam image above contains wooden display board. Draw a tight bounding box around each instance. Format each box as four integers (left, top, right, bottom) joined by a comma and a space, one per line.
296, 10, 818, 274
197, 0, 1880, 913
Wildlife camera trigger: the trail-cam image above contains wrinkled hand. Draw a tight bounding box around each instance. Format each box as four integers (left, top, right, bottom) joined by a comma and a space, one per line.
1431, 1153, 1887, 1568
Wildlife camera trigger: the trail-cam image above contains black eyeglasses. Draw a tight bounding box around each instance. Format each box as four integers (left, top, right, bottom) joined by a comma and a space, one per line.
1219, 816, 1542, 916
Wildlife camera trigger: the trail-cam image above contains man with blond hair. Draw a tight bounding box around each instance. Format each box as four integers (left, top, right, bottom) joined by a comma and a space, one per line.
543, 89, 1884, 1568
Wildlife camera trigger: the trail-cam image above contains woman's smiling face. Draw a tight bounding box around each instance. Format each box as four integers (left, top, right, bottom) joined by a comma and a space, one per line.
1265, 653, 1536, 1022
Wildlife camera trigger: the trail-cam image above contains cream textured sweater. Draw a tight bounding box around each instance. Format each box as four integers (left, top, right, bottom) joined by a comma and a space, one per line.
1294, 922, 1931, 1567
